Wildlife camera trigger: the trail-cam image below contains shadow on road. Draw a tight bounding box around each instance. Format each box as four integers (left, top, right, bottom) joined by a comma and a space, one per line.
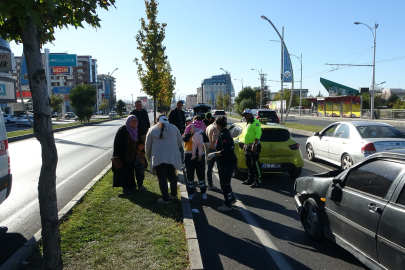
54, 138, 112, 150
0, 232, 27, 267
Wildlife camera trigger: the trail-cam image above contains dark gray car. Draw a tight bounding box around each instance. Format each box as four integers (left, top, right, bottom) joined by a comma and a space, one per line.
294, 152, 405, 270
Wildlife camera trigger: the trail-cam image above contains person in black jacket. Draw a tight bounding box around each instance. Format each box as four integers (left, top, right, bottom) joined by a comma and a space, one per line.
168, 100, 186, 134
207, 116, 237, 211
130, 100, 150, 143
112, 115, 139, 194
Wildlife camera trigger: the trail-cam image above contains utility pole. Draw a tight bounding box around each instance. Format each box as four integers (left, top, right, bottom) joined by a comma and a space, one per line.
251, 69, 267, 109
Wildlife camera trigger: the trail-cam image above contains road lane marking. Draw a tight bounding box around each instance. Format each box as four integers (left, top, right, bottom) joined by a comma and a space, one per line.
1, 148, 113, 228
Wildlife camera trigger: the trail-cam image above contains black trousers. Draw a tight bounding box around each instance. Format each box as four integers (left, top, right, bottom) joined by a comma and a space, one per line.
135, 167, 145, 188
245, 144, 262, 183
155, 163, 178, 201
184, 153, 207, 195
217, 162, 236, 207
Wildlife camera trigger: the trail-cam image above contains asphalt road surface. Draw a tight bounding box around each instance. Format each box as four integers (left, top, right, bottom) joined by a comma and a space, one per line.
188, 117, 368, 270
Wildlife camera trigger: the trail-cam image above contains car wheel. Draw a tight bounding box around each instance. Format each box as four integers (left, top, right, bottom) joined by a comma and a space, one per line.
306, 143, 315, 161
232, 167, 242, 179
302, 198, 324, 240
288, 167, 302, 178
341, 154, 353, 170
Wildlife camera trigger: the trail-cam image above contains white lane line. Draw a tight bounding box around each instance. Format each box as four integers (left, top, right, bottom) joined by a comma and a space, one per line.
212, 173, 293, 270
1, 149, 112, 227
233, 195, 294, 270
303, 159, 337, 171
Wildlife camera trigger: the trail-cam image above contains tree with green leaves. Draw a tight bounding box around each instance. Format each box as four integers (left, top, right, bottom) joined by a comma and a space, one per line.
69, 84, 97, 123
135, 0, 169, 122
235, 86, 256, 105
235, 98, 257, 115
387, 93, 399, 108
99, 98, 109, 111
116, 100, 126, 116
0, 1, 115, 268
50, 94, 65, 117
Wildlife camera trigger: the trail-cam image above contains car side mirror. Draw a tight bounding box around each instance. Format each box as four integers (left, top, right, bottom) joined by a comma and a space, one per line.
239, 142, 244, 149
332, 178, 343, 185
329, 178, 343, 202
313, 132, 320, 136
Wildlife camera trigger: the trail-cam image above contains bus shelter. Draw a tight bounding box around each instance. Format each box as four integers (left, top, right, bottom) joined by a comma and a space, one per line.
305, 96, 362, 118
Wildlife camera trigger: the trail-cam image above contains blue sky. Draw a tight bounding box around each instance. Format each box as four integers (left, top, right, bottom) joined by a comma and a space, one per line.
10, 0, 405, 103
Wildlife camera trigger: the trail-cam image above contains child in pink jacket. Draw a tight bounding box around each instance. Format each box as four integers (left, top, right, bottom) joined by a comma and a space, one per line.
184, 115, 206, 161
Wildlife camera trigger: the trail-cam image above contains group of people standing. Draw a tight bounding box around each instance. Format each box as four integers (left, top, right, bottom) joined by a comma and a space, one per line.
112, 100, 262, 211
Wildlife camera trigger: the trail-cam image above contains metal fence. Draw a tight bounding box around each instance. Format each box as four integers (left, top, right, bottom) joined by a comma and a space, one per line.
361, 109, 405, 120
287, 109, 314, 116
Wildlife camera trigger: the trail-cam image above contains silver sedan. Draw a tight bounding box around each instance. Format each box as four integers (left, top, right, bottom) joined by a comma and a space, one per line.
306, 121, 405, 169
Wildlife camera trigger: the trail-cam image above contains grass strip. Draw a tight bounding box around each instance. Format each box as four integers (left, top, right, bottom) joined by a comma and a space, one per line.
22, 170, 189, 270
282, 122, 323, 133
228, 114, 242, 119
7, 116, 125, 138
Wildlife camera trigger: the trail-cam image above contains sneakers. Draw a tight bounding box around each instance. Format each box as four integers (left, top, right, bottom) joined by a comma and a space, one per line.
189, 194, 195, 200
217, 204, 233, 211
242, 180, 253, 185
168, 194, 177, 200
207, 185, 218, 191
157, 198, 171, 204
201, 193, 207, 200
231, 199, 237, 205
250, 181, 261, 188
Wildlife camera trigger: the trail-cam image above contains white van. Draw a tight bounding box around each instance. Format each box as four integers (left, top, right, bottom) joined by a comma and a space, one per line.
0, 111, 11, 205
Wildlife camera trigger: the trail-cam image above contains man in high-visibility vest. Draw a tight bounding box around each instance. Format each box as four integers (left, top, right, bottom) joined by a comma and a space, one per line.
242, 109, 262, 188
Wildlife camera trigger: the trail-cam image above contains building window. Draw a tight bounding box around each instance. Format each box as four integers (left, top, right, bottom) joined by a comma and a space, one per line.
78, 62, 83, 66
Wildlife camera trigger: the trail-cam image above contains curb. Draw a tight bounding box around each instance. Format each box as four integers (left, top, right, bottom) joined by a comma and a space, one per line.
8, 117, 124, 143
177, 170, 204, 270
0, 164, 112, 270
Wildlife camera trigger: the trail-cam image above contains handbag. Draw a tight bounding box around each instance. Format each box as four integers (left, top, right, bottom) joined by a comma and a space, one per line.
111, 156, 123, 170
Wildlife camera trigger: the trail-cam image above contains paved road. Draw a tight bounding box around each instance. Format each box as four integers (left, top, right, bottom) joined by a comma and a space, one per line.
188, 117, 367, 270
0, 118, 127, 266
285, 116, 405, 133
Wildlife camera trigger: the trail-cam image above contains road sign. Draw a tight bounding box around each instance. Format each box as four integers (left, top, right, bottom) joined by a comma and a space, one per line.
53, 87, 72, 95
90, 82, 103, 89
49, 54, 77, 67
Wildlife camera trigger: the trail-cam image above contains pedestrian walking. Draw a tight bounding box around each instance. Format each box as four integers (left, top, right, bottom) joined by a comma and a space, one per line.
134, 141, 148, 192
241, 109, 262, 188
184, 115, 206, 161
203, 112, 215, 127
112, 115, 139, 194
168, 100, 186, 164
183, 120, 209, 200
205, 120, 219, 190
146, 115, 183, 204
130, 100, 150, 143
207, 116, 237, 211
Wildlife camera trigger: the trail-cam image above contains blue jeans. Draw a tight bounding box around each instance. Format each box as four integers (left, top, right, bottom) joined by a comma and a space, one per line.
206, 148, 216, 186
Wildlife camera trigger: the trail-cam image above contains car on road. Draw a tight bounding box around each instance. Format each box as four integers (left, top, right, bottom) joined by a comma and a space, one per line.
65, 112, 75, 119
0, 111, 12, 206
213, 110, 227, 118
2, 114, 17, 124
229, 122, 304, 178
294, 151, 405, 270
109, 111, 117, 117
306, 121, 405, 169
193, 104, 211, 119
16, 114, 34, 127
240, 109, 279, 124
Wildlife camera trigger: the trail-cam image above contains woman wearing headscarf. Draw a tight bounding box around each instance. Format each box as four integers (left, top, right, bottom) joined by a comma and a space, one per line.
112, 115, 139, 194
146, 115, 183, 204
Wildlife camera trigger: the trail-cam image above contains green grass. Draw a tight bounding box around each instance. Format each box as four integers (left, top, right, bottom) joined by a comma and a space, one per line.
22, 170, 189, 270
228, 114, 242, 119
7, 116, 125, 138
282, 122, 323, 133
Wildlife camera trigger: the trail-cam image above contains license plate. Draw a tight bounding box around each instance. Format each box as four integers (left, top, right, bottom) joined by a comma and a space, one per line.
262, 163, 281, 168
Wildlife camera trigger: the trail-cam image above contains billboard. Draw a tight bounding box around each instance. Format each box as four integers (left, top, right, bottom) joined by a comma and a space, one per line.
20, 54, 29, 85
0, 77, 17, 103
0, 53, 13, 72
137, 96, 148, 108
51, 67, 72, 75
105, 81, 110, 99
53, 87, 72, 101
283, 46, 293, 83
49, 54, 77, 67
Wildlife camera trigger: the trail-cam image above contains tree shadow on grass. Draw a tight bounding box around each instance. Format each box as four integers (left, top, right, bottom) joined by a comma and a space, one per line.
0, 231, 27, 267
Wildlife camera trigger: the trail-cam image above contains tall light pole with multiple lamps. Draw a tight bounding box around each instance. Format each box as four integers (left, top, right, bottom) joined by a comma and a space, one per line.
354, 21, 378, 119
290, 54, 302, 115
108, 68, 118, 111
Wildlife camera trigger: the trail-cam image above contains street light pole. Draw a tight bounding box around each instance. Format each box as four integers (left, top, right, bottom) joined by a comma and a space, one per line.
234, 78, 243, 92
108, 68, 118, 111
355, 21, 378, 119
251, 69, 266, 109
291, 54, 303, 115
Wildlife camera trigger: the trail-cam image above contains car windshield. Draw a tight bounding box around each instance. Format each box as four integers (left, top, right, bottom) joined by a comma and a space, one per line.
356, 126, 405, 138
215, 110, 225, 115
258, 111, 277, 118
260, 129, 290, 142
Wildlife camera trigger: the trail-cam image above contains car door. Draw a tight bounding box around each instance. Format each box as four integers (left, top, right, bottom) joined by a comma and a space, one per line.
325, 159, 405, 262
328, 124, 350, 163
376, 176, 405, 270
313, 124, 338, 160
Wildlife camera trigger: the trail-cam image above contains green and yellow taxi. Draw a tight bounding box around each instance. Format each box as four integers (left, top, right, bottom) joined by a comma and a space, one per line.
228, 122, 304, 178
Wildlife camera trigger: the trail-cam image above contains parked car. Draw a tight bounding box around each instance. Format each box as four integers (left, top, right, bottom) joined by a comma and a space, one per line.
306, 121, 405, 170
65, 112, 75, 119
229, 122, 304, 178
109, 111, 117, 117
294, 151, 405, 270
213, 110, 227, 118
193, 104, 211, 119
16, 114, 34, 127
2, 114, 17, 124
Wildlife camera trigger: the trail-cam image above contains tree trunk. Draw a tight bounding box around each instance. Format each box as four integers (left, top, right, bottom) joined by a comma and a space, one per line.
21, 18, 63, 270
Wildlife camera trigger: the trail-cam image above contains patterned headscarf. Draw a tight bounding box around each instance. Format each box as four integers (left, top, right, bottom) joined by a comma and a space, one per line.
125, 115, 138, 141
